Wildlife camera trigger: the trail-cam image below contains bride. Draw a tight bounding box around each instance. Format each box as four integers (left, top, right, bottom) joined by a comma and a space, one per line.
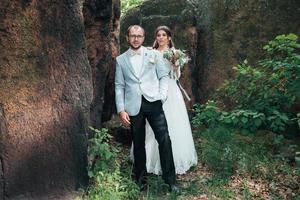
131, 26, 198, 174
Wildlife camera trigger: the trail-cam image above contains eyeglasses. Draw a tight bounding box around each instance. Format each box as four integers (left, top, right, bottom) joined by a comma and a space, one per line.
129, 35, 144, 39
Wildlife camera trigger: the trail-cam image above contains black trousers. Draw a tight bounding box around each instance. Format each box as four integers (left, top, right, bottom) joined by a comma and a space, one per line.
130, 96, 176, 185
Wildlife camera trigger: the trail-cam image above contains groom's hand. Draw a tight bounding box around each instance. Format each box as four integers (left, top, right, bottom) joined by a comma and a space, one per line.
119, 111, 131, 127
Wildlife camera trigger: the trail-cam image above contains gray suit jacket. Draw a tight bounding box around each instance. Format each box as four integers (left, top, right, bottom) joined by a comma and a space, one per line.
115, 46, 170, 116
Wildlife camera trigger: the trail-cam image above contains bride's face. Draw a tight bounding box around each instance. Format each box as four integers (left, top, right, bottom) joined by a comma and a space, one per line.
156, 30, 170, 48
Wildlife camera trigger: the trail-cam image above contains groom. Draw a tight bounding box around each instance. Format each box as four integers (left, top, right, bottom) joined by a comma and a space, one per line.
115, 25, 179, 192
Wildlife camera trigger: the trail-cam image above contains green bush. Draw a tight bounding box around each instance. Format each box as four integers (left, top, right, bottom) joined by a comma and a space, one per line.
192, 100, 222, 128
190, 33, 299, 200
86, 127, 140, 200
121, 0, 143, 15
297, 113, 300, 129
199, 126, 282, 178
199, 126, 236, 177
192, 101, 266, 133
87, 128, 119, 176
194, 33, 299, 134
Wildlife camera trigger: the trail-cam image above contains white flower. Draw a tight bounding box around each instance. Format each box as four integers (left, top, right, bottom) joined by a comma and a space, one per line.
148, 53, 156, 64
163, 48, 190, 69
149, 58, 155, 64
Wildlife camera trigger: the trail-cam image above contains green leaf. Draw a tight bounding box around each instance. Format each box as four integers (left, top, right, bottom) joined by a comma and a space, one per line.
254, 119, 262, 127
241, 117, 248, 123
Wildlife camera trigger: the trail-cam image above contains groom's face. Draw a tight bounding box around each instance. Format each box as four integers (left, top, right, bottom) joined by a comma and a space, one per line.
127, 27, 145, 50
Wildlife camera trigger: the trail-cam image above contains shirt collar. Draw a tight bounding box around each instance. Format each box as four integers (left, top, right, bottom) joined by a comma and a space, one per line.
129, 47, 143, 56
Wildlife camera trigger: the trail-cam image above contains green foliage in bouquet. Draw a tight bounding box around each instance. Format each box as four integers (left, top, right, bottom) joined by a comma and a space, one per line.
163, 48, 190, 69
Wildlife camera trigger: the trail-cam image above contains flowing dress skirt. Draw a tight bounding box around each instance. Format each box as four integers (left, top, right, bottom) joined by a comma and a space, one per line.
131, 78, 198, 174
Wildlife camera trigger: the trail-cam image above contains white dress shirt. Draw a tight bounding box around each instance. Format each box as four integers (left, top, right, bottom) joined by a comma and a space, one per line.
129, 47, 143, 77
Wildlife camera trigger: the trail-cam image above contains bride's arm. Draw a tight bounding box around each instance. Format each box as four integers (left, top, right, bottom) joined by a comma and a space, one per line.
172, 64, 181, 79
176, 65, 181, 79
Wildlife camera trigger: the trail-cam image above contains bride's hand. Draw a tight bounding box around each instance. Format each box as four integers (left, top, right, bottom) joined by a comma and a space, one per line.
172, 64, 179, 69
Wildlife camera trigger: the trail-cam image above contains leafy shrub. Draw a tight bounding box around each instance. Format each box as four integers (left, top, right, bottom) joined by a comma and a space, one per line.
121, 0, 143, 15
87, 127, 119, 176
297, 113, 300, 129
200, 126, 236, 177
191, 33, 300, 200
199, 126, 281, 178
86, 127, 139, 200
192, 100, 222, 128
192, 101, 266, 133
219, 33, 299, 111
194, 33, 299, 133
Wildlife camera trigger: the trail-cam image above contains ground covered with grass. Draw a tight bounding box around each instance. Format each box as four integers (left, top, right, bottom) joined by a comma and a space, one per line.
80, 126, 299, 200
133, 129, 299, 200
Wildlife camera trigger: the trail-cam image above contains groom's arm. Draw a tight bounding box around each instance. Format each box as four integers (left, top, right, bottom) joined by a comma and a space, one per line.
156, 52, 170, 102
115, 58, 131, 126
115, 58, 125, 113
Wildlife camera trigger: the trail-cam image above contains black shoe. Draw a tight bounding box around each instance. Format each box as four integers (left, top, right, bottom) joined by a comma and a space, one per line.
136, 175, 148, 191
138, 182, 147, 191
168, 184, 181, 194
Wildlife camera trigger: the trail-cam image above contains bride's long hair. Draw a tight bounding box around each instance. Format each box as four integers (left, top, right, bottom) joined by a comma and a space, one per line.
152, 26, 175, 49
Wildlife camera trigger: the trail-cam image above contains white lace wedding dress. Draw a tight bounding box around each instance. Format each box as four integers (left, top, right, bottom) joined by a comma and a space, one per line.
131, 58, 198, 175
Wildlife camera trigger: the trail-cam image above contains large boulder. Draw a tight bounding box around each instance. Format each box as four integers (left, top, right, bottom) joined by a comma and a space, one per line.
83, 0, 120, 127
121, 0, 300, 103
0, 0, 92, 198
191, 0, 300, 102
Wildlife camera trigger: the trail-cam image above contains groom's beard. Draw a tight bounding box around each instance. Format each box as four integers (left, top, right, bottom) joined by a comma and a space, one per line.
129, 44, 142, 50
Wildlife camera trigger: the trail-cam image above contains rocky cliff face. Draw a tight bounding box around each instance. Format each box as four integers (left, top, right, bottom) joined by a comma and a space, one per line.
121, 0, 300, 103
0, 0, 93, 198
191, 0, 300, 102
83, 0, 120, 128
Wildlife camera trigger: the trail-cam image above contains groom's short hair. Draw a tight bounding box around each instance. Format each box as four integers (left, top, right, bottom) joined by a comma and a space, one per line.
127, 25, 145, 36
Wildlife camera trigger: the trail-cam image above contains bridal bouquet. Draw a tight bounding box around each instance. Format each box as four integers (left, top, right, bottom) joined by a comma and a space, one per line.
163, 47, 190, 69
